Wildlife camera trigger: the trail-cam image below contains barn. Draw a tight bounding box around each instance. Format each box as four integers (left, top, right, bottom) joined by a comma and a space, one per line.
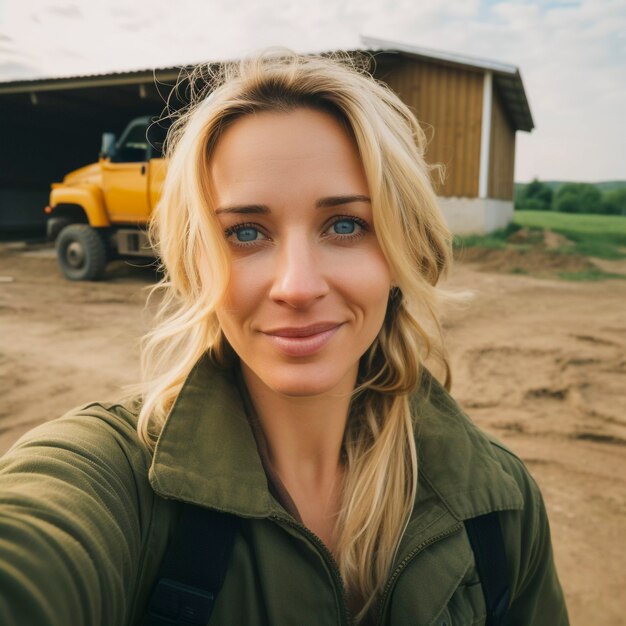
0, 37, 533, 235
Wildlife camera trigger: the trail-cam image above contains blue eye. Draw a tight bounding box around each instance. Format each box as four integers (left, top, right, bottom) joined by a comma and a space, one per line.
333, 219, 357, 235
225, 223, 267, 245
235, 227, 260, 242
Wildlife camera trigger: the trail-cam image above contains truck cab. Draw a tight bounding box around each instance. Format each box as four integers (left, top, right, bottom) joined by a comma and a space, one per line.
46, 117, 167, 280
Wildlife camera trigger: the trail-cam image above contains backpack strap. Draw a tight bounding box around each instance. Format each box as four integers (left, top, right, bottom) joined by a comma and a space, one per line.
142, 504, 239, 626
464, 512, 511, 626
143, 504, 510, 626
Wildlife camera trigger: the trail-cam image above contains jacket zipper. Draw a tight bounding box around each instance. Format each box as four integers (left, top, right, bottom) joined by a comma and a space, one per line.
375, 522, 464, 625
270, 513, 352, 626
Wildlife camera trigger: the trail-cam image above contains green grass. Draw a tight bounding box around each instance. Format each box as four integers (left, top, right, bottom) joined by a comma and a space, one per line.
513, 211, 626, 260
453, 222, 519, 249
453, 211, 626, 281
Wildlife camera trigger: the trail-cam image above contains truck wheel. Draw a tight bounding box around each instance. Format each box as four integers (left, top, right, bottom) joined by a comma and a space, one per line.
56, 224, 107, 281
46, 216, 71, 241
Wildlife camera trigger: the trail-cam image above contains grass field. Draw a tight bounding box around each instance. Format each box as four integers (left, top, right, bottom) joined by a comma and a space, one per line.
456, 211, 626, 259
454, 211, 626, 280
514, 211, 626, 258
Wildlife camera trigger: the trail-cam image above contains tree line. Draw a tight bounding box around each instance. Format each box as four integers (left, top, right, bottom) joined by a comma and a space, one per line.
515, 180, 626, 215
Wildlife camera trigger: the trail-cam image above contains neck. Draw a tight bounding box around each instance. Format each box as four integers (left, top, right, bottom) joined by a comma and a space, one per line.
241, 364, 354, 489
240, 363, 357, 555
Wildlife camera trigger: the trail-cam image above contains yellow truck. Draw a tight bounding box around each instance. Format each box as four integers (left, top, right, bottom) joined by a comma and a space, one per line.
45, 117, 166, 280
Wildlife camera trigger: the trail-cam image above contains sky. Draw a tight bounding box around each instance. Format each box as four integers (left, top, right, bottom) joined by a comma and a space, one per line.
0, 0, 624, 183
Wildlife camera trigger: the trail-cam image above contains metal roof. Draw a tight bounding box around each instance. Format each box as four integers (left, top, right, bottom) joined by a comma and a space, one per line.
359, 36, 534, 132
0, 38, 533, 132
0, 66, 185, 94
360, 36, 520, 75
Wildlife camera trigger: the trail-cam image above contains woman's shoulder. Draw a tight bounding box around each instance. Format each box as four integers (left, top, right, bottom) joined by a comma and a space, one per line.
413, 371, 569, 624
3, 398, 147, 460
0, 399, 172, 625
0, 401, 152, 510
413, 368, 540, 518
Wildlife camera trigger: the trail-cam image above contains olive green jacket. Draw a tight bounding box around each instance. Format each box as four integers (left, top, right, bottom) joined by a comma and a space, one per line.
0, 358, 568, 625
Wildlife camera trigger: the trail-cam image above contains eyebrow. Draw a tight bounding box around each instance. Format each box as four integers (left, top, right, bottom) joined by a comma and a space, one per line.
214, 194, 371, 215
214, 204, 269, 215
315, 194, 371, 209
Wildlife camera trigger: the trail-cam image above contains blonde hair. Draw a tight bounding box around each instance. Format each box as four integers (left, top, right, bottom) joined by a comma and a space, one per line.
138, 50, 452, 621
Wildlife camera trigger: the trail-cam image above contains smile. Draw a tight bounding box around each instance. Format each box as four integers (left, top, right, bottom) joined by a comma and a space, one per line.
262, 323, 343, 357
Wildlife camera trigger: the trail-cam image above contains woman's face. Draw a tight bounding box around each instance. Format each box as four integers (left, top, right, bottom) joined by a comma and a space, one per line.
211, 107, 392, 398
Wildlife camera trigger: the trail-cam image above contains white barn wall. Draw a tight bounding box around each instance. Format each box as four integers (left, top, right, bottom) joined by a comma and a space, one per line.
437, 197, 513, 235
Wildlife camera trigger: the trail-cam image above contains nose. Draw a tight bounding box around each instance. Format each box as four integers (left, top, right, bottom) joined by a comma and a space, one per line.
269, 235, 329, 308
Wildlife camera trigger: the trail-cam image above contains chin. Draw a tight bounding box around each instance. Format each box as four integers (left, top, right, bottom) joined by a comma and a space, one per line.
254, 363, 356, 399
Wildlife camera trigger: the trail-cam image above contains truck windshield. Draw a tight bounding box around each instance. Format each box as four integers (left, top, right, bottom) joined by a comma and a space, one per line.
115, 124, 149, 162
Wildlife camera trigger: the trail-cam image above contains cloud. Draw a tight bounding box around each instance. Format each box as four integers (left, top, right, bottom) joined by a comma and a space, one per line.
361, 0, 625, 180
0, 0, 623, 180
477, 0, 626, 180
45, 3, 82, 18
0, 61, 43, 80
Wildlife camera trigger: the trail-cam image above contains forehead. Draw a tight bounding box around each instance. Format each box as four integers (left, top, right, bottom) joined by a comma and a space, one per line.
208, 108, 368, 205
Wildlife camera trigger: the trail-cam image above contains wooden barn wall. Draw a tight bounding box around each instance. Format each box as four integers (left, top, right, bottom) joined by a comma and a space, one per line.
377, 58, 483, 198
488, 86, 516, 200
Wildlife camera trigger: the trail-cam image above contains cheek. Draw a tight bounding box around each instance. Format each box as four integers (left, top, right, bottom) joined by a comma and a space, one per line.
338, 248, 392, 322
214, 257, 274, 353
363, 282, 392, 334
355, 247, 392, 293
218, 257, 265, 313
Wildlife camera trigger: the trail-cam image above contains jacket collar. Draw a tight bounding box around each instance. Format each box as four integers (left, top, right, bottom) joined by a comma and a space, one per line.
411, 371, 523, 521
149, 357, 522, 521
149, 358, 274, 518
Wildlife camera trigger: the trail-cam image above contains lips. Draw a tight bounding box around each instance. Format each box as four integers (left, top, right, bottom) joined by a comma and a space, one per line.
262, 322, 343, 357
265, 322, 341, 338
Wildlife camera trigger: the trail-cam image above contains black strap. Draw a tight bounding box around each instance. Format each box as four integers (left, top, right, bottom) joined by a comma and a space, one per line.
464, 512, 511, 626
143, 504, 509, 625
142, 504, 238, 626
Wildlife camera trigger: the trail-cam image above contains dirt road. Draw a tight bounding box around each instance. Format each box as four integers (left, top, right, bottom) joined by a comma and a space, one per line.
1, 241, 625, 625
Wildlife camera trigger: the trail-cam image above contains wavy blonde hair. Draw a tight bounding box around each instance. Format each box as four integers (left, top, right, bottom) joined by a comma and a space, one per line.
138, 50, 452, 621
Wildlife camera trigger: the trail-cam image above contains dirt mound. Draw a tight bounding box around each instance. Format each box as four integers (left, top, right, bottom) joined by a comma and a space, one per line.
589, 257, 626, 276
505, 227, 574, 250
543, 230, 575, 250
454, 227, 604, 276
456, 245, 595, 275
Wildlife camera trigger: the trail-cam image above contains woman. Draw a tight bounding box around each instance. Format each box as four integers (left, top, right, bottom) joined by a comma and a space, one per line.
0, 51, 568, 625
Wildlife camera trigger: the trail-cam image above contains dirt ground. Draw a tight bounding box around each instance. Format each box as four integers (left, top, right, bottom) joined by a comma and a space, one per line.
1, 241, 625, 625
